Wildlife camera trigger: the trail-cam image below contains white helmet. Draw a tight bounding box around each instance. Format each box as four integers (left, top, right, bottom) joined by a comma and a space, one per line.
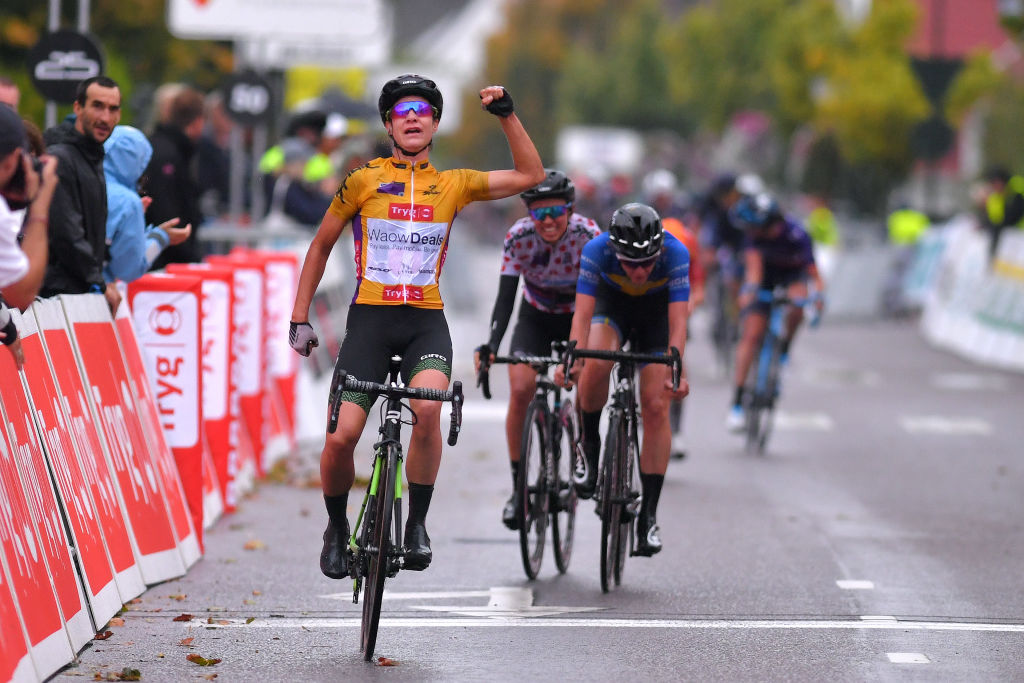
736, 173, 765, 196
642, 169, 678, 200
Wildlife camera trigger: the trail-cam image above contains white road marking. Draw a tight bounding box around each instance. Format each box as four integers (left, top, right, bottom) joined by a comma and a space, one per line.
860, 615, 897, 622
836, 580, 875, 590
887, 652, 930, 664
198, 617, 1024, 633
930, 372, 1008, 391
900, 416, 992, 436
775, 412, 834, 431
320, 590, 491, 602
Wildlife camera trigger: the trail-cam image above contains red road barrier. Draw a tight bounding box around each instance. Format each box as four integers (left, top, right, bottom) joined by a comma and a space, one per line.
0, 411, 74, 680
13, 308, 124, 628
113, 300, 201, 568
62, 294, 191, 583
127, 275, 209, 550
30, 298, 146, 604
0, 315, 93, 653
165, 263, 240, 511
0, 557, 34, 682
206, 255, 266, 480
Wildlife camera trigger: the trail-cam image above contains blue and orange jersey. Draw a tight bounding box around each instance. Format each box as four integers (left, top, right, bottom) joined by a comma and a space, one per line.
327, 156, 490, 308
577, 231, 690, 303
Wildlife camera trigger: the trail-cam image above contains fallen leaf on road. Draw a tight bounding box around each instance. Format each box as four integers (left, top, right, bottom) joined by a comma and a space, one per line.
203, 675, 218, 680
93, 631, 113, 641
178, 637, 194, 646
252, 590, 262, 596
376, 657, 398, 667
243, 599, 256, 605
169, 593, 187, 601
243, 539, 266, 551
172, 614, 193, 622
245, 617, 256, 624
206, 617, 230, 625
186, 654, 222, 666
116, 668, 141, 681
108, 617, 125, 627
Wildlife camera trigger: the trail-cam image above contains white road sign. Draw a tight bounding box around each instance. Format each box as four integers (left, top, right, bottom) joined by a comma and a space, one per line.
167, 0, 388, 41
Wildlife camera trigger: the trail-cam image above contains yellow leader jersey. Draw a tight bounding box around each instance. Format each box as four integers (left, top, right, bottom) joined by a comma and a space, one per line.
328, 157, 490, 308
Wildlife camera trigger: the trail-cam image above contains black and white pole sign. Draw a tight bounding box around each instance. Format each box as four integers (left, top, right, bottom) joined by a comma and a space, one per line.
28, 30, 105, 104
223, 71, 274, 126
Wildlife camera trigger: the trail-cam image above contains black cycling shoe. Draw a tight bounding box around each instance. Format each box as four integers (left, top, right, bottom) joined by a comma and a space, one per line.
403, 520, 432, 571
320, 519, 350, 579
502, 492, 520, 531
634, 514, 662, 557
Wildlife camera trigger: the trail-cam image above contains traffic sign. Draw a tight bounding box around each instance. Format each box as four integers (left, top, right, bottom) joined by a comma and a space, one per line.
910, 114, 956, 161
222, 71, 274, 126
27, 30, 105, 104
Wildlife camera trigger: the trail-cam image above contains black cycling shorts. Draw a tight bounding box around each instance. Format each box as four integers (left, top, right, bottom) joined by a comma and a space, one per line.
335, 304, 452, 412
509, 300, 572, 357
591, 281, 669, 354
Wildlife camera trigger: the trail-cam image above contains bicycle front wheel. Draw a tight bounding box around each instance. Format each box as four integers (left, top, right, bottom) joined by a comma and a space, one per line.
599, 414, 624, 594
360, 447, 396, 661
614, 421, 639, 586
551, 399, 578, 574
518, 400, 549, 580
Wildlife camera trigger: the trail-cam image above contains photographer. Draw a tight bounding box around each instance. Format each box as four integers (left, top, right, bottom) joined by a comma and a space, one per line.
1, 104, 57, 311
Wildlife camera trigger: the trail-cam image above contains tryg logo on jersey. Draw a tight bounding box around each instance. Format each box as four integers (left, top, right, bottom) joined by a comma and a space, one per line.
388, 203, 434, 221
382, 285, 424, 301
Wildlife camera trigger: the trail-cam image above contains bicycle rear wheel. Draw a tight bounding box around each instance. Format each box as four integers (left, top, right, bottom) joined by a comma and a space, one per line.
599, 414, 624, 594
360, 447, 396, 661
551, 400, 578, 574
517, 401, 549, 579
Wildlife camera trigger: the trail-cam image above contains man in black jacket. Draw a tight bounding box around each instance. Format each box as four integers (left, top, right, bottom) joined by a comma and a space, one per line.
41, 76, 121, 312
146, 86, 205, 268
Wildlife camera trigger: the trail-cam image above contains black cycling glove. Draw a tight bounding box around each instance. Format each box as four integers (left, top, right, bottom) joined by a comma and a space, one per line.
482, 87, 514, 118
289, 321, 319, 357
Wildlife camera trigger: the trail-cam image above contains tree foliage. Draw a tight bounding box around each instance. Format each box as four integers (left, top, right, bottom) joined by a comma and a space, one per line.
1, 0, 231, 126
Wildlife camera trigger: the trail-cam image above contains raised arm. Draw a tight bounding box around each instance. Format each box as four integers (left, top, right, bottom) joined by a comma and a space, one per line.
291, 210, 347, 323
478, 86, 544, 199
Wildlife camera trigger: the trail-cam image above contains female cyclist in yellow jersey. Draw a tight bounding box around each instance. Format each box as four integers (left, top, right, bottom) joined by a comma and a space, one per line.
289, 75, 544, 577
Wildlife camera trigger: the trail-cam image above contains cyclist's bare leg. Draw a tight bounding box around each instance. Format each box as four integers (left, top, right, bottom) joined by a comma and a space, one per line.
733, 310, 767, 393
506, 363, 539, 463
322, 402, 370, 495
782, 280, 809, 349
576, 322, 618, 413
405, 368, 450, 485
638, 363, 671, 476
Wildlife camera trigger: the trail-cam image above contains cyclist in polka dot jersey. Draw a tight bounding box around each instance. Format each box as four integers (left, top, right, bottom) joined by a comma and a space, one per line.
475, 170, 600, 530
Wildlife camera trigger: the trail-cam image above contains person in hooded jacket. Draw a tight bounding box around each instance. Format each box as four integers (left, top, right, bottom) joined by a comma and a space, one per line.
41, 76, 122, 312
103, 125, 191, 282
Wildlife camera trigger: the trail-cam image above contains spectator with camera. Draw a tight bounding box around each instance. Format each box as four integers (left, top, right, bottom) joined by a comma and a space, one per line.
41, 76, 122, 313
1, 103, 57, 312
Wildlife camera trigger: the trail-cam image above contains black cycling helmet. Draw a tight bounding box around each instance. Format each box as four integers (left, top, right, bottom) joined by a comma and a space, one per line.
729, 192, 782, 231
378, 74, 443, 123
520, 169, 575, 205
608, 203, 664, 260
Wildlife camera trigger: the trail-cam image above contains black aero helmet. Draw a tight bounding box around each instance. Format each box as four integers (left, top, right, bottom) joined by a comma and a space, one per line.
378, 74, 443, 123
520, 169, 575, 205
608, 203, 664, 260
729, 192, 782, 231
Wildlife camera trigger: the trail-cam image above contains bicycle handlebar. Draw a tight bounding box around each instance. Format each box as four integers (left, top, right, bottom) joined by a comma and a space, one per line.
476, 341, 572, 400
331, 370, 465, 446
756, 287, 824, 326
560, 341, 683, 390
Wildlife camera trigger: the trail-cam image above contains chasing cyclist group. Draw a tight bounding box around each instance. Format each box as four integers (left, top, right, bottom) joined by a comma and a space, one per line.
287, 75, 826, 579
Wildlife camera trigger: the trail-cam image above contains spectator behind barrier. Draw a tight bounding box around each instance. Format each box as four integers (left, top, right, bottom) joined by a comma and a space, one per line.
104, 125, 192, 282
0, 76, 19, 110
146, 86, 205, 269
982, 166, 1024, 264
41, 76, 122, 314
196, 91, 235, 219
262, 137, 332, 229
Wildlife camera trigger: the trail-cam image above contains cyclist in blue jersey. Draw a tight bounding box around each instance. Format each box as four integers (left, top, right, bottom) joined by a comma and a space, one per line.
556, 203, 690, 556
475, 170, 601, 530
725, 193, 825, 432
